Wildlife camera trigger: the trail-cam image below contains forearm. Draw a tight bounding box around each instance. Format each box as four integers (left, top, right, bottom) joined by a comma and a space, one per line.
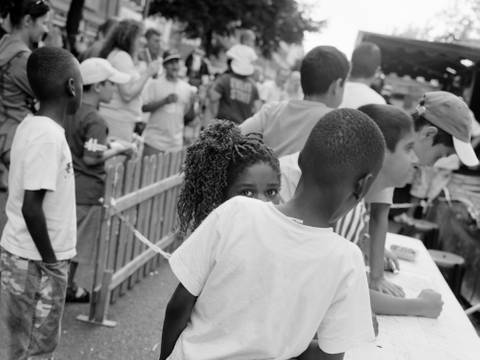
22, 206, 56, 262
371, 290, 422, 316
119, 71, 150, 102
143, 97, 169, 113
296, 341, 344, 360
369, 203, 390, 280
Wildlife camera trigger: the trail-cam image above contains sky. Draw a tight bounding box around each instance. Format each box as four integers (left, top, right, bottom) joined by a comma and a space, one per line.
300, 0, 453, 57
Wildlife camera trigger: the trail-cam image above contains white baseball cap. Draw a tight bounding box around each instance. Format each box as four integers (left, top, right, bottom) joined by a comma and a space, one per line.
80, 58, 131, 85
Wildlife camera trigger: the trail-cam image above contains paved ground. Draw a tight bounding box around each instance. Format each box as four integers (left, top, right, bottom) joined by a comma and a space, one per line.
1, 258, 178, 360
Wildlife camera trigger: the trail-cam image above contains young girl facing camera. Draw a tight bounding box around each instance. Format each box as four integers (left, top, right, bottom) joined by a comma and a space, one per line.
177, 120, 281, 235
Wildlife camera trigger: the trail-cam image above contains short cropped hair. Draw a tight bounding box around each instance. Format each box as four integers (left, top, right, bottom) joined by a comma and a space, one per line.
145, 28, 161, 39
300, 46, 350, 96
412, 111, 454, 148
299, 108, 385, 186
27, 46, 78, 102
358, 104, 413, 152
351, 42, 382, 78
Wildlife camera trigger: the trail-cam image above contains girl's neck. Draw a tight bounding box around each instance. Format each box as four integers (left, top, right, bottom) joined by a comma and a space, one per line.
11, 28, 31, 49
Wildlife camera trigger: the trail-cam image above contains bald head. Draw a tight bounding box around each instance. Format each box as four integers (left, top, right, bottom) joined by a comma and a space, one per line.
299, 108, 385, 187
351, 42, 382, 79
27, 47, 82, 114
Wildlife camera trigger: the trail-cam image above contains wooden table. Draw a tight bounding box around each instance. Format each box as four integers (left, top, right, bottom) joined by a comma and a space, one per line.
345, 233, 480, 360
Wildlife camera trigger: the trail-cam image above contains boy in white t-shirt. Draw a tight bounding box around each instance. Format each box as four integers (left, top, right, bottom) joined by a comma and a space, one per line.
160, 109, 385, 360
0, 47, 83, 360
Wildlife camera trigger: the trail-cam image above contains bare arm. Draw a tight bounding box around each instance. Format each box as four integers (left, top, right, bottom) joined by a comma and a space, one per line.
371, 289, 443, 318
22, 190, 57, 263
159, 283, 197, 360
142, 94, 177, 113
118, 60, 160, 102
296, 341, 344, 360
369, 203, 405, 297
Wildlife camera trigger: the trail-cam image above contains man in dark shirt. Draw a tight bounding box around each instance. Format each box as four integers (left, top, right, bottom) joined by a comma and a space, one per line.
209, 48, 260, 124
64, 57, 133, 302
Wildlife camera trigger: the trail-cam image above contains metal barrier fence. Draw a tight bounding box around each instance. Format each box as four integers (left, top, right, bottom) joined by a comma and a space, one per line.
78, 149, 185, 327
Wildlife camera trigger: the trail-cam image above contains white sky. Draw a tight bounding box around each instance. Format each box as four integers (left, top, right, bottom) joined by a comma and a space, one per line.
300, 0, 453, 57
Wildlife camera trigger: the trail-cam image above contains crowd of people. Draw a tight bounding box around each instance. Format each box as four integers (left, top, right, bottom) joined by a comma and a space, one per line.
1, 1, 480, 359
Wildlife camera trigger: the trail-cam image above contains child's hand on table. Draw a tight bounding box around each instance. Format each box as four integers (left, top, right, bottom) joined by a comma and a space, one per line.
370, 276, 406, 298
416, 289, 444, 318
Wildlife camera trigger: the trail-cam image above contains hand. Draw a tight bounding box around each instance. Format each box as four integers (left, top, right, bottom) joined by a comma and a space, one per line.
370, 276, 405, 297
417, 289, 444, 318
147, 59, 161, 77
384, 248, 400, 272
121, 143, 137, 158
165, 93, 178, 104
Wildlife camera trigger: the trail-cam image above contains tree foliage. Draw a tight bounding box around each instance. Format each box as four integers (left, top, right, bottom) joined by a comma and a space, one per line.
394, 0, 480, 43
149, 0, 320, 56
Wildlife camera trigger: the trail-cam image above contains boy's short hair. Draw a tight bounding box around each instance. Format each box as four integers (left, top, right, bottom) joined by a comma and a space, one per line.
358, 104, 413, 152
412, 111, 453, 147
299, 108, 385, 186
27, 46, 79, 102
300, 46, 350, 96
351, 42, 381, 79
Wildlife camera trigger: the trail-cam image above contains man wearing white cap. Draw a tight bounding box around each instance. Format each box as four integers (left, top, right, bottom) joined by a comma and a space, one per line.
209, 45, 260, 124
64, 57, 134, 302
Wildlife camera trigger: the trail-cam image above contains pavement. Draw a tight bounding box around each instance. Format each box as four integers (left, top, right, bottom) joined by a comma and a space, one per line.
0, 189, 179, 360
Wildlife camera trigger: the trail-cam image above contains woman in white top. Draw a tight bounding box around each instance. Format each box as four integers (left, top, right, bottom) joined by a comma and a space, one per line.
99, 19, 160, 142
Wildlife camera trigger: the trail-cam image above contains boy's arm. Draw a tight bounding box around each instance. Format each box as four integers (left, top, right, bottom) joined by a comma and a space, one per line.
368, 203, 405, 297
160, 283, 197, 360
296, 341, 344, 360
22, 190, 57, 263
142, 94, 178, 113
371, 289, 443, 318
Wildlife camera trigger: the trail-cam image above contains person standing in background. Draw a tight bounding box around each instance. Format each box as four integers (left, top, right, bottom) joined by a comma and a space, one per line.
0, 0, 50, 190
99, 19, 160, 142
142, 50, 196, 155
259, 68, 290, 104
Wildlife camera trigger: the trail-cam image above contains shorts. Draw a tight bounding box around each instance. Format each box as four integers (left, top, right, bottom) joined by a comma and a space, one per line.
0, 249, 69, 360
73, 205, 102, 265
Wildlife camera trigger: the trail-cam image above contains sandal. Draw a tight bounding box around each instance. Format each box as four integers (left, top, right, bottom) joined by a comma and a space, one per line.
66, 286, 90, 303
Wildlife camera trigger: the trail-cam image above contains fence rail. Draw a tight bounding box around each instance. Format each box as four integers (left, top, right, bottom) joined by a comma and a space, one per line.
78, 149, 186, 326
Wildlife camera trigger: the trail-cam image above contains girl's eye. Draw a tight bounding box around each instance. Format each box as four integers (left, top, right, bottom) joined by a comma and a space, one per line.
240, 190, 255, 197
266, 189, 279, 198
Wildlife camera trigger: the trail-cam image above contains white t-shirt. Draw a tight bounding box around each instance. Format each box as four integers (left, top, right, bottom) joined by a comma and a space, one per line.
279, 152, 393, 243
259, 80, 287, 103
340, 81, 386, 109
100, 49, 143, 141
1, 115, 76, 260
240, 100, 332, 157
168, 197, 374, 359
142, 76, 195, 151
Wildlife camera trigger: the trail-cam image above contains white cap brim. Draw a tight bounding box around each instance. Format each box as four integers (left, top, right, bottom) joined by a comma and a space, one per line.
109, 69, 131, 84
453, 137, 479, 167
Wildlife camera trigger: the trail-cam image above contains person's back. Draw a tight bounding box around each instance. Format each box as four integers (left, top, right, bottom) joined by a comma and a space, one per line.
168, 196, 370, 359
215, 72, 259, 124
240, 46, 350, 157
161, 109, 386, 360
340, 42, 385, 109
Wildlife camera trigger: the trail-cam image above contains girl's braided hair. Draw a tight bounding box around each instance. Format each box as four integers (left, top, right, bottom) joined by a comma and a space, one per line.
177, 120, 280, 235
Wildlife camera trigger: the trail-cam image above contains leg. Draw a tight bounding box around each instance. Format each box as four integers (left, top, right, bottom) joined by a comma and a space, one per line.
0, 250, 40, 360
27, 260, 69, 358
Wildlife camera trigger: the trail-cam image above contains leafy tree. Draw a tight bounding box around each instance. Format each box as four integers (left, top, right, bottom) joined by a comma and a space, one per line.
149, 0, 320, 56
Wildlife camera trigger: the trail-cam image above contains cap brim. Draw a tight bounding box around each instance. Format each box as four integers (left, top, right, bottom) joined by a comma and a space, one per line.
109, 69, 131, 84
453, 137, 479, 167
163, 56, 181, 64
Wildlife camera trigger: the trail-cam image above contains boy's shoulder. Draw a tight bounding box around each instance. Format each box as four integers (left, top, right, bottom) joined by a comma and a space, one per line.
18, 115, 64, 142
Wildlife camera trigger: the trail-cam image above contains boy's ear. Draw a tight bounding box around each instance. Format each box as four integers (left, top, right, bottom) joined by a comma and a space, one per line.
353, 173, 375, 201
22, 15, 33, 28
93, 82, 102, 93
420, 125, 438, 142
66, 78, 77, 97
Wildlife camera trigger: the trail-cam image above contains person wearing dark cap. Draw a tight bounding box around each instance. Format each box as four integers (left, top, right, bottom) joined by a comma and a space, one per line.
142, 49, 196, 155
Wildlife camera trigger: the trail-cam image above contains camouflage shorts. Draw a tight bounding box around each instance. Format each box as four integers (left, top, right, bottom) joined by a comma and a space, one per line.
0, 249, 69, 360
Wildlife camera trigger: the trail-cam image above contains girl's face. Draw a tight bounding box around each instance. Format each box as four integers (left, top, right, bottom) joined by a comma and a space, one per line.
27, 13, 50, 45
226, 162, 280, 203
